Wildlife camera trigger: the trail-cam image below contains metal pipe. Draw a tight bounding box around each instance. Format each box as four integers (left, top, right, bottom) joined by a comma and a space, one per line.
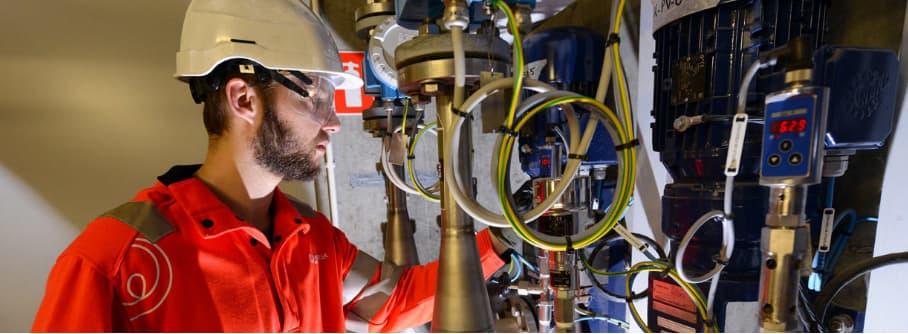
380, 163, 420, 266
537, 252, 553, 331
431, 93, 496, 332
759, 185, 809, 332
325, 141, 340, 226
550, 250, 576, 332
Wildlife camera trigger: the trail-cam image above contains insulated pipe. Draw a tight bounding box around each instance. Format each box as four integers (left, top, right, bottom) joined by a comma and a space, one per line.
432, 2, 495, 330
380, 163, 419, 266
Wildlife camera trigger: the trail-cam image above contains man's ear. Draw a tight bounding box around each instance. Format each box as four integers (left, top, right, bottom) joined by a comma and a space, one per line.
224, 77, 258, 125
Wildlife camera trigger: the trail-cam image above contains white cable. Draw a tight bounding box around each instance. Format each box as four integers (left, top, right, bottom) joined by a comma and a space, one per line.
451, 26, 466, 108
675, 210, 731, 283
706, 271, 722, 318
676, 59, 778, 315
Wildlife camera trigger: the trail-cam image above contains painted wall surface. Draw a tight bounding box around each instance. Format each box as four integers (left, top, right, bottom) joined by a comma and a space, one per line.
0, 1, 198, 330
864, 3, 908, 330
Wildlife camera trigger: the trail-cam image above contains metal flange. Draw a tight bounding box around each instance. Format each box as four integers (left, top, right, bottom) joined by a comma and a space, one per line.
395, 32, 511, 96
354, 0, 395, 40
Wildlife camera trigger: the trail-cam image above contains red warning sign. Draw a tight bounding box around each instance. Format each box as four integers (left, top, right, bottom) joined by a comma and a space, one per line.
649, 276, 702, 332
334, 51, 374, 115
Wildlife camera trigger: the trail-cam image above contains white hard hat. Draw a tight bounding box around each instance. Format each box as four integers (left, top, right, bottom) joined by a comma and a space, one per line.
175, 0, 363, 90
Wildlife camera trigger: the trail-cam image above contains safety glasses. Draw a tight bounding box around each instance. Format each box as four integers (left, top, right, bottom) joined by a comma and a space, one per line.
271, 70, 337, 125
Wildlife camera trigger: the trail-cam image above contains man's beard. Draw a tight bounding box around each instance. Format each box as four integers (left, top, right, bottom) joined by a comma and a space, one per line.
253, 100, 322, 181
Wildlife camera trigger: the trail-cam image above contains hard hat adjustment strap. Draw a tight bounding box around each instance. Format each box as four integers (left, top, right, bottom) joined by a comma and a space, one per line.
188, 59, 315, 104
271, 71, 311, 99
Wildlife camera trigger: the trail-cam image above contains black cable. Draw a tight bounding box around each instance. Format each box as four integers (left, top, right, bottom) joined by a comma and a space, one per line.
519, 295, 539, 329
799, 285, 825, 332
582, 231, 667, 302
814, 251, 908, 327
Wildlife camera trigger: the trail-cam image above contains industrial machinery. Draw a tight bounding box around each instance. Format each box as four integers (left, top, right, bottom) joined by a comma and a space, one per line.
346, 0, 907, 332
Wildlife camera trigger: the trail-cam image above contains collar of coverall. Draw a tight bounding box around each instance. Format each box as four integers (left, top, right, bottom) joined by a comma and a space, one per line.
156, 165, 314, 243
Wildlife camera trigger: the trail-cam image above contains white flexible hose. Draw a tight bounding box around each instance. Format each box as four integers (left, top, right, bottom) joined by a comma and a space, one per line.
452, 26, 466, 108
675, 210, 731, 283
444, 80, 592, 228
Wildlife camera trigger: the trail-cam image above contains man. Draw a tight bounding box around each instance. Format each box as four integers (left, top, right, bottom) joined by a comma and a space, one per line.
32, 0, 509, 332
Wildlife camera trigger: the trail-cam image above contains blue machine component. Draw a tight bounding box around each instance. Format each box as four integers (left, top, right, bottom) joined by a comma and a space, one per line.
759, 89, 828, 183
519, 27, 618, 179
813, 46, 900, 150
395, 0, 536, 30
363, 54, 404, 100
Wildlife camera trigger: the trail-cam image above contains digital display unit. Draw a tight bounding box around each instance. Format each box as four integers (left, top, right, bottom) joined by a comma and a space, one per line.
769, 117, 807, 135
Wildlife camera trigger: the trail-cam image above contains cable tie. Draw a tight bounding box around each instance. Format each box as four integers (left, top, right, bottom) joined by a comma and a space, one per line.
452, 108, 474, 120
614, 138, 640, 151
606, 33, 621, 47
497, 125, 519, 137
712, 254, 729, 266
407, 155, 416, 160
573, 106, 592, 117
568, 153, 588, 161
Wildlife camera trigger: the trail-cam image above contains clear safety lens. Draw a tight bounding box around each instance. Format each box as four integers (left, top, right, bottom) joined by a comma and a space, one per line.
278, 72, 336, 125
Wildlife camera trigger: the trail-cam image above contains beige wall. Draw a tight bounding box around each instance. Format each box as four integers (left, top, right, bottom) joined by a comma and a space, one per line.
0, 1, 199, 330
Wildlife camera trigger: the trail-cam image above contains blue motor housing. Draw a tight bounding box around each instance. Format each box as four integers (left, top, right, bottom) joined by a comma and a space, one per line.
519, 27, 618, 179
652, 0, 829, 182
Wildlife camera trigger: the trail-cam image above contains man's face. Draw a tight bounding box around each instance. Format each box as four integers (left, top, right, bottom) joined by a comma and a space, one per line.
252, 74, 340, 181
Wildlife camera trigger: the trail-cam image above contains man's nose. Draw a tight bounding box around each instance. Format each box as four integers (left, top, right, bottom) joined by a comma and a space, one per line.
322, 112, 341, 134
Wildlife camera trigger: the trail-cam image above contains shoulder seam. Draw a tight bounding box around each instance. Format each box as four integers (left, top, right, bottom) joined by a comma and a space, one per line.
99, 201, 174, 243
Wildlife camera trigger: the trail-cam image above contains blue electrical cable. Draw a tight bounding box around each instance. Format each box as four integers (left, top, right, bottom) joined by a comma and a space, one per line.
824, 177, 836, 208
512, 251, 540, 273
575, 316, 630, 330
810, 209, 879, 291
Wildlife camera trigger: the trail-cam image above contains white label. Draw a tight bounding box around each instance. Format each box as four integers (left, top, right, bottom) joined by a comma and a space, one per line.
819, 208, 835, 253
524, 59, 547, 80
652, 0, 721, 31
725, 114, 749, 176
